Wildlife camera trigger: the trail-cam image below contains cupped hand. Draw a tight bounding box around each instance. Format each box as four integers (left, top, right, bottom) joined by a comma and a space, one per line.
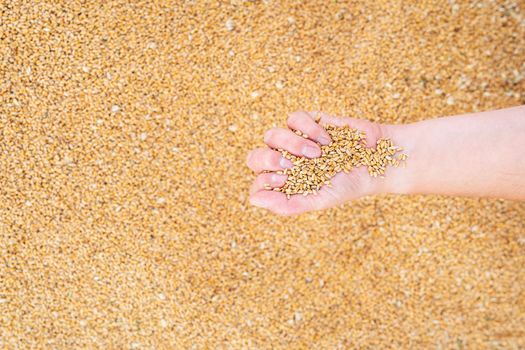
246, 111, 387, 216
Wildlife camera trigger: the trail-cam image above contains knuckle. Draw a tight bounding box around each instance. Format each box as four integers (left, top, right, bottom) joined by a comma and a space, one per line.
263, 127, 279, 143
308, 126, 321, 138
260, 150, 281, 170
287, 111, 302, 125
266, 174, 277, 185
262, 154, 273, 168
291, 137, 305, 151
268, 150, 281, 165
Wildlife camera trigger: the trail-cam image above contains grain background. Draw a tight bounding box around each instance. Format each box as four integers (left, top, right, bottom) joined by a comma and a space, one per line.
1, 0, 524, 349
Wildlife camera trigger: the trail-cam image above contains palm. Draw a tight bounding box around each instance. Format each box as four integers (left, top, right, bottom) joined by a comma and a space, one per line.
307, 166, 373, 209
247, 111, 386, 216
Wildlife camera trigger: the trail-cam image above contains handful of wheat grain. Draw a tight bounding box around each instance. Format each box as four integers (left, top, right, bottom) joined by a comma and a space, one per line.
271, 125, 407, 198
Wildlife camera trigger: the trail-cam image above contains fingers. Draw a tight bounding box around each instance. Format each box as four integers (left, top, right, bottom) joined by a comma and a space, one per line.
287, 111, 331, 145
246, 148, 293, 173
249, 190, 314, 216
249, 172, 288, 195
264, 128, 321, 158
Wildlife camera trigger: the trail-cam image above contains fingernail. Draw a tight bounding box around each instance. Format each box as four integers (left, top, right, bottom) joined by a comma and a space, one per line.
302, 144, 320, 158
279, 156, 293, 168
271, 173, 287, 184
318, 136, 331, 146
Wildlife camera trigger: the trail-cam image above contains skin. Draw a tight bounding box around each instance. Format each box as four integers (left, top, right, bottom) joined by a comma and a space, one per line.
246, 106, 525, 216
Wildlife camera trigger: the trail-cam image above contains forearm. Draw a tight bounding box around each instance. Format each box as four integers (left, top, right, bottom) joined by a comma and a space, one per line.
379, 105, 525, 200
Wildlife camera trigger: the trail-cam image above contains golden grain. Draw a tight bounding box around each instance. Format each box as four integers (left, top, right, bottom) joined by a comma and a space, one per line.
2, 1, 523, 349
275, 125, 406, 196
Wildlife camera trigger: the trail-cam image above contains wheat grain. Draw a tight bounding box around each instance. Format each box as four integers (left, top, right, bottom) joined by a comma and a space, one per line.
274, 124, 406, 196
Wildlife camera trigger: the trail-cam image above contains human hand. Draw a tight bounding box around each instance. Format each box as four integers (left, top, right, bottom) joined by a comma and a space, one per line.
246, 111, 388, 215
